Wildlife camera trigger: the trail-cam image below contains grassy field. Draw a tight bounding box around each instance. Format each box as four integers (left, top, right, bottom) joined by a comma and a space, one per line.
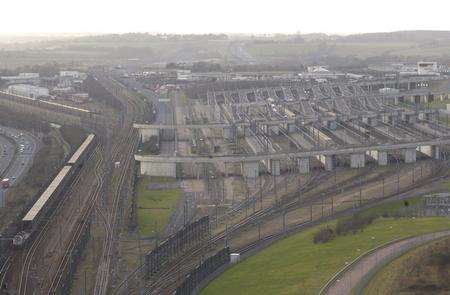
137, 176, 182, 237
365, 236, 450, 294
202, 215, 450, 295
358, 196, 423, 218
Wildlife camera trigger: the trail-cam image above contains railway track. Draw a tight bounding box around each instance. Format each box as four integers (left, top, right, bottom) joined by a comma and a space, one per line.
17, 145, 101, 295
46, 146, 106, 293
93, 129, 139, 295
0, 73, 147, 295
133, 160, 445, 294
110, 168, 340, 293
215, 161, 320, 226
0, 256, 11, 291
111, 166, 356, 293
89, 77, 449, 294
91, 74, 145, 295
236, 162, 450, 258
218, 169, 320, 226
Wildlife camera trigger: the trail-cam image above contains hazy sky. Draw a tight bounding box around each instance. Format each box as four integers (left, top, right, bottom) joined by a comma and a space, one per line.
2, 0, 450, 35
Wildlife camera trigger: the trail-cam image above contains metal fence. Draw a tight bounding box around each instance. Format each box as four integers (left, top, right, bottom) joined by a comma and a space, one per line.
145, 216, 210, 278
175, 247, 230, 295
56, 218, 91, 294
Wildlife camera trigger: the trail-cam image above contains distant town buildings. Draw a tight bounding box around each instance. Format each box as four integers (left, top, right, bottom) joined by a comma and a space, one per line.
307, 66, 329, 73
7, 84, 49, 99
417, 62, 439, 76
176, 70, 192, 81
60, 71, 85, 79
1, 73, 40, 85
371, 62, 441, 76
1, 70, 90, 103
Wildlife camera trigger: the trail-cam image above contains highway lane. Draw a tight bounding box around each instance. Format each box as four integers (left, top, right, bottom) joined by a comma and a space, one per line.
0, 126, 40, 186
0, 135, 15, 178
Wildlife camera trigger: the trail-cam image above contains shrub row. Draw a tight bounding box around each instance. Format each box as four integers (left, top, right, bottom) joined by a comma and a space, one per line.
336, 214, 376, 236
313, 214, 377, 244
313, 227, 335, 244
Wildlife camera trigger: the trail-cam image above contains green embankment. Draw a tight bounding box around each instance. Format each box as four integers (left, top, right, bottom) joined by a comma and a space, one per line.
202, 198, 450, 295
365, 236, 450, 294
358, 196, 423, 218
137, 176, 182, 237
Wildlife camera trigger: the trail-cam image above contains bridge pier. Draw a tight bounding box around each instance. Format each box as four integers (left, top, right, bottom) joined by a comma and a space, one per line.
402, 113, 417, 124
419, 112, 437, 121
434, 146, 441, 160
362, 116, 377, 127
367, 150, 388, 166
394, 96, 406, 105
381, 114, 398, 125
242, 125, 251, 136
287, 123, 297, 133
417, 145, 440, 160
140, 128, 159, 143
213, 103, 221, 121
424, 94, 435, 103
139, 161, 177, 178
269, 125, 280, 135
412, 95, 421, 104
222, 126, 236, 141
297, 158, 310, 174
324, 120, 337, 130
241, 161, 259, 178
350, 153, 365, 168
318, 155, 335, 171
269, 159, 281, 176
404, 148, 417, 163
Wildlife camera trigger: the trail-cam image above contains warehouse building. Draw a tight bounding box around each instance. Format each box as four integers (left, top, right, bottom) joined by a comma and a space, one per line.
8, 84, 50, 99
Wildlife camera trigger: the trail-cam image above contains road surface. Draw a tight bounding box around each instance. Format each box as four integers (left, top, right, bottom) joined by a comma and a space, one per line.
323, 230, 450, 295
0, 134, 15, 178
0, 126, 39, 186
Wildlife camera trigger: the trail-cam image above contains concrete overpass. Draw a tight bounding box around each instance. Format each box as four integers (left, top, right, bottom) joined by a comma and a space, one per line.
135, 137, 448, 178
133, 116, 335, 130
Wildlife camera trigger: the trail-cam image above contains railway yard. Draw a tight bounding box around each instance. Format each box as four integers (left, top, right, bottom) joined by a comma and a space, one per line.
0, 63, 449, 295
1, 3, 450, 292
116, 73, 450, 294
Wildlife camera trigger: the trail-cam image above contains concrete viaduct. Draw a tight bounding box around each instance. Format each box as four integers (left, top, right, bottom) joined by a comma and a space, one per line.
135, 138, 447, 178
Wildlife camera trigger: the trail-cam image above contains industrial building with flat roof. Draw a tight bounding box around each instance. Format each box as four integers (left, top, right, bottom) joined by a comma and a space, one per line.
7, 84, 49, 99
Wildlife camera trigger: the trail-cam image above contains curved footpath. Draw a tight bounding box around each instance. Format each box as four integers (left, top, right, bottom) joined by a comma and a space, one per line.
321, 230, 450, 295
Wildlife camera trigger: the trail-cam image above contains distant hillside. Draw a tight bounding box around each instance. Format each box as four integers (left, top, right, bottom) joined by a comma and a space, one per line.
244, 30, 450, 68
340, 30, 450, 43
1, 30, 450, 69
64, 33, 228, 44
